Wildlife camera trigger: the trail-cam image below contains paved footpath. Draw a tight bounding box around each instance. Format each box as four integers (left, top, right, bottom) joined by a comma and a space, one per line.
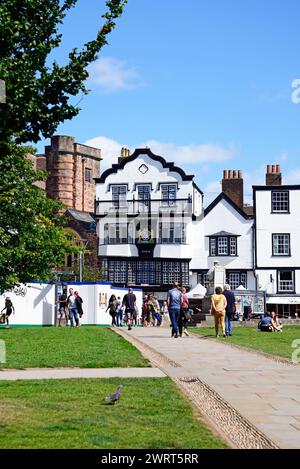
123, 327, 300, 449
0, 367, 165, 381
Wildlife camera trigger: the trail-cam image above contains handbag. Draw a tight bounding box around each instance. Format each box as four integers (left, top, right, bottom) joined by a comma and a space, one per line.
183, 309, 193, 322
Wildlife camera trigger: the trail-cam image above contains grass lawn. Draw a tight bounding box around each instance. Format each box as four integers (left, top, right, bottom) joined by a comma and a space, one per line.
0, 378, 226, 449
193, 325, 300, 360
0, 327, 149, 369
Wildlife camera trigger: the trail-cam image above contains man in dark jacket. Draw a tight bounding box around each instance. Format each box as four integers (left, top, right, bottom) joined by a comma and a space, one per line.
223, 284, 236, 337
123, 288, 136, 331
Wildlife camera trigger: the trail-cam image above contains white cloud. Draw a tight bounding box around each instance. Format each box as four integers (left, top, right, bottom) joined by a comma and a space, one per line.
142, 140, 238, 165
85, 136, 238, 172
88, 57, 143, 92
85, 136, 125, 171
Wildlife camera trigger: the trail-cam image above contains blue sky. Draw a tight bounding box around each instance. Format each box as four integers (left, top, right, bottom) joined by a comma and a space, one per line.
40, 0, 300, 204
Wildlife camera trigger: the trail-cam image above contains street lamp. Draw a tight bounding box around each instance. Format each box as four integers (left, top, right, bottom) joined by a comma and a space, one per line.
0, 79, 6, 104
78, 239, 89, 283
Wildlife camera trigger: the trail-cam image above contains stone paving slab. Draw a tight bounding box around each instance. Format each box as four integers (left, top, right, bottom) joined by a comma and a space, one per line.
125, 327, 300, 449
0, 367, 166, 381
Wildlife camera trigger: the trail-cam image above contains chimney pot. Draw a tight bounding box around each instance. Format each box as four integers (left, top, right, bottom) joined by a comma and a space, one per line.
222, 169, 244, 209
266, 164, 282, 186
238, 170, 242, 179
223, 170, 228, 179
126, 148, 130, 157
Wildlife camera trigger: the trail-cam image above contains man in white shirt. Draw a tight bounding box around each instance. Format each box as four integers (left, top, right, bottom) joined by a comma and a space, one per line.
67, 288, 79, 327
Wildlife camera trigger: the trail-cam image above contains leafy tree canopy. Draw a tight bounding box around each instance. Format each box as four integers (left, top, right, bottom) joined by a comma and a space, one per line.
0, 0, 128, 292
0, 144, 76, 293
0, 0, 128, 146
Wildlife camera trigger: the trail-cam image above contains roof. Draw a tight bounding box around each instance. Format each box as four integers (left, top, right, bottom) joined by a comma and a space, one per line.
204, 192, 253, 220
205, 230, 241, 237
253, 185, 300, 191
67, 209, 95, 223
67, 209, 96, 231
243, 205, 254, 216
95, 148, 195, 184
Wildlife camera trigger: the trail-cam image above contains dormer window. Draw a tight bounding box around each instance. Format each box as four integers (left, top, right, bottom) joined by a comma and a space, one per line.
208, 231, 239, 257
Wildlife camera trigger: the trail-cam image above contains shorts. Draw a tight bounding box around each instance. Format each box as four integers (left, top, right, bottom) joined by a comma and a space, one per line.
6, 309, 12, 317
57, 306, 67, 319
125, 309, 134, 321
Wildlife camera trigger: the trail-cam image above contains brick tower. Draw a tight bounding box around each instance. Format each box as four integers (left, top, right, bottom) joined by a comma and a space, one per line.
45, 135, 102, 212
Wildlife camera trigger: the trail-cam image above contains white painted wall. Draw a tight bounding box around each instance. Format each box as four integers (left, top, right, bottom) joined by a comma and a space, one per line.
0, 283, 55, 326
0, 283, 143, 326
96, 151, 203, 264
202, 198, 254, 270
96, 154, 197, 203
255, 189, 300, 268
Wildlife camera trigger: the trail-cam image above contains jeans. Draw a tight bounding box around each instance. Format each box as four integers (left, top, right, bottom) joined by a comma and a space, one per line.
225, 312, 233, 336
69, 308, 79, 327
169, 308, 180, 336
116, 310, 123, 326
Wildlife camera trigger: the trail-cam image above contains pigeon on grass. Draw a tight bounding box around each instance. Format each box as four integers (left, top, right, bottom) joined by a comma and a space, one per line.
105, 385, 123, 405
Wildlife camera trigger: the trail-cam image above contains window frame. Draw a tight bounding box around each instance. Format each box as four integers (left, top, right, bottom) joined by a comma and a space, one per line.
271, 190, 290, 214
103, 223, 130, 245
277, 269, 295, 294
111, 185, 128, 208
84, 167, 92, 183
158, 222, 186, 244
209, 236, 238, 257
161, 184, 177, 206
272, 233, 291, 257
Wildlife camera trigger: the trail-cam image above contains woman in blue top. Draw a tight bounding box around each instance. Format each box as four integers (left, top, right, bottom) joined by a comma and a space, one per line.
260, 312, 281, 332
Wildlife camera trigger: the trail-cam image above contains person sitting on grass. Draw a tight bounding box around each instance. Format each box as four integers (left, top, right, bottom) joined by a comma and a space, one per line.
271, 311, 283, 333
259, 312, 282, 332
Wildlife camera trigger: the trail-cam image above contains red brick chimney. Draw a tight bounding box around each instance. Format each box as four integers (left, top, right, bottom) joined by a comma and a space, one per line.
222, 169, 244, 210
266, 164, 282, 186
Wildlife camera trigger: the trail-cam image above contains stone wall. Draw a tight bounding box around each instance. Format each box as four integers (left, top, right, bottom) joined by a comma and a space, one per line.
45, 135, 101, 212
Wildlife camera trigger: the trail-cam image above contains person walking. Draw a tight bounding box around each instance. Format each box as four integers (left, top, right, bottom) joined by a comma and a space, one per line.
160, 300, 169, 325
142, 296, 149, 327
67, 288, 79, 327
223, 284, 236, 337
106, 294, 118, 326
74, 291, 84, 325
211, 287, 227, 338
147, 294, 157, 326
116, 297, 123, 327
57, 288, 68, 327
1, 297, 15, 328
122, 288, 136, 331
178, 287, 190, 337
167, 282, 182, 338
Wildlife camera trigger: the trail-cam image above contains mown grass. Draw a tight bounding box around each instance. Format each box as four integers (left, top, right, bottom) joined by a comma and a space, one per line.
0, 378, 226, 449
0, 327, 149, 369
193, 325, 300, 360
